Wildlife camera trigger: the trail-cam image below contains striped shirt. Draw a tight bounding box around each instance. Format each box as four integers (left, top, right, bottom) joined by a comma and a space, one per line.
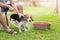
0, 0, 7, 4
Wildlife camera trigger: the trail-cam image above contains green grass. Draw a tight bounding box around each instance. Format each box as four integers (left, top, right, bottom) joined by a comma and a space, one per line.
0, 6, 60, 40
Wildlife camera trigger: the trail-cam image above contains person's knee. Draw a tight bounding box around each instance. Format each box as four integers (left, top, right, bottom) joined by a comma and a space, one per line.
0, 13, 2, 16
17, 5, 23, 9
17, 5, 23, 13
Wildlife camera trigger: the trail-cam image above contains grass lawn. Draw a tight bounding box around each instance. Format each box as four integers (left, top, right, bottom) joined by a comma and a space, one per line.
0, 6, 60, 40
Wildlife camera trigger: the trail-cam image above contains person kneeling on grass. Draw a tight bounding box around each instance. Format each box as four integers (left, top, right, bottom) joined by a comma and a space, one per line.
0, 0, 23, 34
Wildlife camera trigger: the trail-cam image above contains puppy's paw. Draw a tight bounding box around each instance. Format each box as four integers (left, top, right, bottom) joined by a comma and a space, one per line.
0, 27, 2, 30
19, 30, 22, 32
0, 24, 2, 30
24, 29, 28, 31
25, 27, 28, 29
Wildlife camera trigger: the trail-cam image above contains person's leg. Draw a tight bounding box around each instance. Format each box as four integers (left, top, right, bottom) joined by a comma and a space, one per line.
0, 12, 10, 31
16, 5, 23, 14
0, 12, 17, 34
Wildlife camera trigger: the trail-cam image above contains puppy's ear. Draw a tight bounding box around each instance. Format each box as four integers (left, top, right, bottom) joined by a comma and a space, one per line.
30, 16, 34, 21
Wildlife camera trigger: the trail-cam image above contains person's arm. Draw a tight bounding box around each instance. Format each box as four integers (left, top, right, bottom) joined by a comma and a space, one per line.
0, 2, 11, 8
9, 0, 21, 16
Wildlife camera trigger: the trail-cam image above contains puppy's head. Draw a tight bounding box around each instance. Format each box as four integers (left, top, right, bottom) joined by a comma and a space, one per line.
24, 14, 34, 22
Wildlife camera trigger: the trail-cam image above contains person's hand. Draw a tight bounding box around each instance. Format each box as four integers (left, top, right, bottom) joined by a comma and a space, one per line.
19, 13, 24, 19
9, 7, 14, 12
18, 13, 23, 17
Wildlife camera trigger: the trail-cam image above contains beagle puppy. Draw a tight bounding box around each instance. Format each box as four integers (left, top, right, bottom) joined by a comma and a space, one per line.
10, 14, 33, 32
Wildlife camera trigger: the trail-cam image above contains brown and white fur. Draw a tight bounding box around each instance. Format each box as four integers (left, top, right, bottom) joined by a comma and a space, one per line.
10, 14, 33, 32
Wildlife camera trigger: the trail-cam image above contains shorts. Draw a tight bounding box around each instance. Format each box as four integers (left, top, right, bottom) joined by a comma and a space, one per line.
1, 4, 12, 12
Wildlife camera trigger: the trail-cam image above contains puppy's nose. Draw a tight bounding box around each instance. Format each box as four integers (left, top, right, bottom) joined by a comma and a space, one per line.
29, 20, 31, 22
